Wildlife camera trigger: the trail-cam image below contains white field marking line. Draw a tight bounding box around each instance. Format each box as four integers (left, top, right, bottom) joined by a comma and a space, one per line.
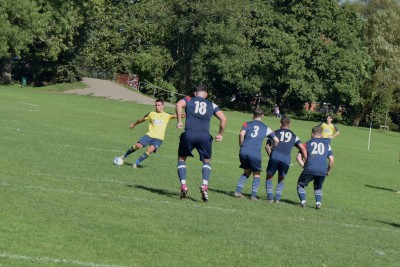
18, 101, 38, 107
0, 118, 22, 123
0, 182, 237, 213
2, 182, 400, 233
0, 251, 125, 267
28, 172, 128, 185
51, 143, 236, 164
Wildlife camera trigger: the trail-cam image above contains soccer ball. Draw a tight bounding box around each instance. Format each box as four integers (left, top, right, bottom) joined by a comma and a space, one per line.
113, 157, 124, 166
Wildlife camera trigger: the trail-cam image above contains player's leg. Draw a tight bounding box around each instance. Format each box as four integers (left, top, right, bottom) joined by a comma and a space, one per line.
235, 154, 251, 198
177, 133, 194, 198
178, 156, 188, 198
121, 140, 144, 159
133, 144, 156, 168
197, 134, 213, 202
235, 164, 251, 198
266, 159, 278, 202
313, 176, 326, 209
275, 162, 289, 202
297, 173, 313, 207
132, 138, 161, 168
251, 171, 261, 201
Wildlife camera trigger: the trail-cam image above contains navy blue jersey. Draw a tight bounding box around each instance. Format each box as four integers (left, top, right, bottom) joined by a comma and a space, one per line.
268, 128, 302, 165
183, 96, 220, 133
303, 138, 333, 176
240, 120, 275, 158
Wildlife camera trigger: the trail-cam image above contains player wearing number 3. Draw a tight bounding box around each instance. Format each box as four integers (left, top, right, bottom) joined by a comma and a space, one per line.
296, 126, 334, 210
234, 108, 279, 201
265, 117, 307, 203
176, 84, 227, 202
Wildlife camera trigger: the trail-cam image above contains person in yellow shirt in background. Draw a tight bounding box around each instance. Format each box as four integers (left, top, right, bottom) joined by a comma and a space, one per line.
318, 115, 340, 144
115, 98, 180, 168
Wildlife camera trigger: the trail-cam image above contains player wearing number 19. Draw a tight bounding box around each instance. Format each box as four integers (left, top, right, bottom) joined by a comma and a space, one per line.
176, 84, 227, 202
296, 126, 334, 210
265, 117, 307, 203
234, 108, 279, 201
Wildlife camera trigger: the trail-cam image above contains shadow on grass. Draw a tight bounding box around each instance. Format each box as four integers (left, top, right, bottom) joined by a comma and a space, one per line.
279, 199, 299, 206
123, 162, 143, 168
365, 184, 397, 192
377, 220, 400, 229
126, 184, 197, 201
208, 188, 237, 198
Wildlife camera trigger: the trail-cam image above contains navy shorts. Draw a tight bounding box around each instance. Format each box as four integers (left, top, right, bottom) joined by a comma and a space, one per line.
297, 172, 326, 190
178, 132, 213, 161
138, 135, 163, 152
239, 153, 262, 172
267, 159, 290, 177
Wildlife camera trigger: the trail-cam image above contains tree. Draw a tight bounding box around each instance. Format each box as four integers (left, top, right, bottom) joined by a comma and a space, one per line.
354, 0, 400, 128
0, 0, 44, 83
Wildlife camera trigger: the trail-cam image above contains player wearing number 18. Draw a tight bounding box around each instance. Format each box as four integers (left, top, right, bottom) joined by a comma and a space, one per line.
176, 84, 227, 202
296, 126, 334, 210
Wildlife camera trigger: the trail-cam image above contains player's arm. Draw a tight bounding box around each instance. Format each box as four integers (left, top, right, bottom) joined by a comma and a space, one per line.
265, 139, 272, 156
130, 116, 146, 129
239, 130, 245, 147
331, 126, 340, 139
214, 110, 227, 142
296, 151, 305, 168
296, 142, 307, 160
175, 99, 186, 129
326, 155, 334, 176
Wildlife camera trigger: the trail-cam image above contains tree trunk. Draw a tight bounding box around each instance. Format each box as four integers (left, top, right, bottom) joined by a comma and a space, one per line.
353, 105, 371, 127
0, 58, 12, 84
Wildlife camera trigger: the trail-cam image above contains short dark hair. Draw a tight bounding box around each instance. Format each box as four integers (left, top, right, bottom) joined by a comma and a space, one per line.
312, 126, 323, 135
155, 98, 164, 104
253, 107, 264, 118
281, 117, 291, 126
195, 84, 208, 92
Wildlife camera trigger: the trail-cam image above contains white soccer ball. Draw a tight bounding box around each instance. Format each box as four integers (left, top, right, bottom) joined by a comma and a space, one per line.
113, 157, 124, 166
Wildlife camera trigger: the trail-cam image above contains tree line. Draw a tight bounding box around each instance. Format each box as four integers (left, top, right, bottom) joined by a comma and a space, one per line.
1, 0, 399, 129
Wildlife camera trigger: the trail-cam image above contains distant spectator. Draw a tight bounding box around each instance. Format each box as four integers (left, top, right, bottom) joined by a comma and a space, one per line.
273, 105, 281, 118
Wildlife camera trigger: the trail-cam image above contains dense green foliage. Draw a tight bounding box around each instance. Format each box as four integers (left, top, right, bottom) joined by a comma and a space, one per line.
1, 85, 399, 266
1, 0, 399, 129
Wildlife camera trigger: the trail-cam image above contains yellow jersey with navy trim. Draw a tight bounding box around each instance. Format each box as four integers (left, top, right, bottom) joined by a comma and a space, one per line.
319, 123, 339, 138
144, 111, 174, 140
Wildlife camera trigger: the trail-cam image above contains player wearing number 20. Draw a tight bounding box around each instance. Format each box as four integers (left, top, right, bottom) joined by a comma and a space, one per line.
265, 117, 307, 203
296, 126, 334, 210
176, 84, 227, 202
234, 108, 279, 200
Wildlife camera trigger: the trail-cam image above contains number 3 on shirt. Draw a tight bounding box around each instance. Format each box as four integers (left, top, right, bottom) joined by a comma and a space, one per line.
194, 101, 207, 115
251, 126, 259, 138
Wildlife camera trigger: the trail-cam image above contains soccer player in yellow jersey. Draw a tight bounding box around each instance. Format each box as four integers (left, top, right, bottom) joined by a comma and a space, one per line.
318, 115, 340, 144
116, 99, 179, 168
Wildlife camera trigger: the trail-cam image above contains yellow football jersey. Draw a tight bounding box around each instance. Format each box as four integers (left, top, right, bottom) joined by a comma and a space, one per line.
320, 123, 338, 138
145, 111, 174, 140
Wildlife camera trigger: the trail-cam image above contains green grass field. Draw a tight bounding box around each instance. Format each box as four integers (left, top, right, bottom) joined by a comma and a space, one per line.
0, 84, 399, 267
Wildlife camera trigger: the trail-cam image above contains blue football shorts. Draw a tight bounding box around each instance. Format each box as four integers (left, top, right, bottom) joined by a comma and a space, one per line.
178, 132, 213, 161
266, 159, 290, 177
239, 153, 262, 172
137, 135, 163, 152
297, 172, 326, 190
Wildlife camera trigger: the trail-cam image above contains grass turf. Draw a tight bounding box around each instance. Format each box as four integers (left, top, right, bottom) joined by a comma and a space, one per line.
0, 84, 399, 267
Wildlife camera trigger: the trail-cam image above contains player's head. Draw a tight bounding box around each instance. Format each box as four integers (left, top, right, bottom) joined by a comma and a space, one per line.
326, 115, 333, 123
155, 98, 164, 112
194, 84, 208, 98
280, 117, 291, 128
252, 107, 264, 119
311, 126, 323, 138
